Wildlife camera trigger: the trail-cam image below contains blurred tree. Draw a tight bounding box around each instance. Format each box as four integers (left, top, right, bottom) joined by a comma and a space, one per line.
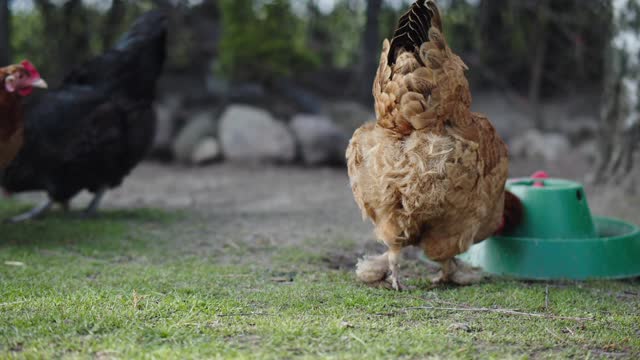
0, 0, 9, 65
478, 0, 504, 67
309, 1, 365, 69
62, 0, 90, 66
33, 0, 91, 80
527, 0, 549, 128
307, 1, 334, 66
102, 0, 125, 49
470, 0, 609, 126
595, 0, 640, 189
379, 2, 403, 39
218, 0, 318, 84
441, 0, 476, 53
10, 8, 45, 71
2, 0, 613, 108
355, 0, 382, 102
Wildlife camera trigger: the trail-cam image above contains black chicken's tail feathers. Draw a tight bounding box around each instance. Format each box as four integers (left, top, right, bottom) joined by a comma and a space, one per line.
387, 0, 442, 65
113, 10, 168, 52
62, 10, 167, 98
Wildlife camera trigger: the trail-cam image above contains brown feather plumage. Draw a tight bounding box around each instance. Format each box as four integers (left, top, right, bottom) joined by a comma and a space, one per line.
0, 66, 26, 169
347, 0, 514, 287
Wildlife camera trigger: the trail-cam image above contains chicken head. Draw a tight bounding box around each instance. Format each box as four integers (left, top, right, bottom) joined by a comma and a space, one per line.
3, 60, 47, 96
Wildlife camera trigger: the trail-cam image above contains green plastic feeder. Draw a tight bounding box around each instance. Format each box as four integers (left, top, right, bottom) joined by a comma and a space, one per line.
459, 177, 640, 280
506, 178, 597, 239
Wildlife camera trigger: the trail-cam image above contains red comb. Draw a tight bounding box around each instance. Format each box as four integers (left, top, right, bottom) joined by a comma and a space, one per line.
531, 171, 549, 179
20, 60, 40, 79
531, 170, 548, 187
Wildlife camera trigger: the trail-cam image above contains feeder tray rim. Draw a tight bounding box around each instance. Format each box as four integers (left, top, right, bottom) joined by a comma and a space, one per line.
507, 177, 583, 190
495, 216, 639, 242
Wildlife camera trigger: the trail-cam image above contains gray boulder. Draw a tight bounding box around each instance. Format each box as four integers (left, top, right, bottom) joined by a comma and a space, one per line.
324, 101, 375, 135
290, 114, 350, 166
471, 92, 532, 142
510, 129, 571, 162
577, 140, 598, 163
552, 116, 599, 143
152, 96, 183, 157
191, 137, 222, 165
172, 110, 217, 164
219, 105, 296, 163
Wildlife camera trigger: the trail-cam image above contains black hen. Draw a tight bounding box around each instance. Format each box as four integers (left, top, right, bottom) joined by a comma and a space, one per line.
2, 11, 167, 221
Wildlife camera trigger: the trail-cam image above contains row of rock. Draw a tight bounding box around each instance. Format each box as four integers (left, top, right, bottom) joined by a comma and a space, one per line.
160, 102, 375, 166
156, 95, 598, 166
509, 128, 598, 163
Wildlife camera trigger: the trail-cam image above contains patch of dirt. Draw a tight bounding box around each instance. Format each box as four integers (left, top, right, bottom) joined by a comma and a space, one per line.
11, 133, 637, 272
14, 164, 372, 260
588, 347, 630, 359
322, 253, 358, 270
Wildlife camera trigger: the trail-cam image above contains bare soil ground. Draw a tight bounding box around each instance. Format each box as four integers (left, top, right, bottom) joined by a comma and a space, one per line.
22, 148, 630, 253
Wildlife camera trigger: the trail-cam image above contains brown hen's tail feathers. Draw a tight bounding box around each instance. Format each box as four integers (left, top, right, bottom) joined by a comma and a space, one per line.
387, 0, 441, 65
501, 190, 523, 234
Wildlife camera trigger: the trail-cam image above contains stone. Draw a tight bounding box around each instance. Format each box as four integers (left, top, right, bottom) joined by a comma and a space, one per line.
191, 137, 221, 165
324, 101, 375, 135
290, 114, 349, 166
577, 140, 598, 163
219, 105, 296, 163
553, 116, 599, 143
471, 92, 532, 142
151, 96, 183, 158
509, 129, 571, 162
172, 110, 217, 164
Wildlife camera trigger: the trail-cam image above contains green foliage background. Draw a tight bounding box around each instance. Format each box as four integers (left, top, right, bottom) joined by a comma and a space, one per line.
6, 0, 610, 96
217, 0, 320, 83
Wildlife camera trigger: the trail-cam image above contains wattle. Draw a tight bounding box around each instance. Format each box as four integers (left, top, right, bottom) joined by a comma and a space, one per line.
18, 87, 33, 96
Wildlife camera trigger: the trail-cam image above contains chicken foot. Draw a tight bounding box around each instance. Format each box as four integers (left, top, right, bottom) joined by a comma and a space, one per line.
5, 188, 106, 222
355, 249, 407, 291
6, 199, 54, 223
387, 247, 404, 291
430, 258, 485, 285
84, 188, 107, 217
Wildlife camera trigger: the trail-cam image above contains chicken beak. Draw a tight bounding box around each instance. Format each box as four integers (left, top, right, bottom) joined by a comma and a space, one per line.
31, 78, 48, 89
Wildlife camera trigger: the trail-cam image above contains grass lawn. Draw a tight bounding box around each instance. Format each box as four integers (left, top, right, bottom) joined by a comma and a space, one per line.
1, 200, 639, 359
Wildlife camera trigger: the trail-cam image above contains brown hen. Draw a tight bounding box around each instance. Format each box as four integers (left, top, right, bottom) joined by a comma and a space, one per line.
346, 0, 518, 289
0, 61, 47, 169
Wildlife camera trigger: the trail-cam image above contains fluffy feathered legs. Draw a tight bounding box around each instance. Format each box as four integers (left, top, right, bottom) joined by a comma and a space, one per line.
388, 248, 403, 291
355, 248, 406, 291
430, 258, 485, 285
356, 252, 389, 284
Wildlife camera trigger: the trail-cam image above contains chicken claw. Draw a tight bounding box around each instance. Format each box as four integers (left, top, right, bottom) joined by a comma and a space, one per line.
83, 188, 107, 217
430, 258, 485, 285
6, 199, 54, 223
388, 249, 403, 291
356, 252, 407, 291
390, 277, 407, 291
